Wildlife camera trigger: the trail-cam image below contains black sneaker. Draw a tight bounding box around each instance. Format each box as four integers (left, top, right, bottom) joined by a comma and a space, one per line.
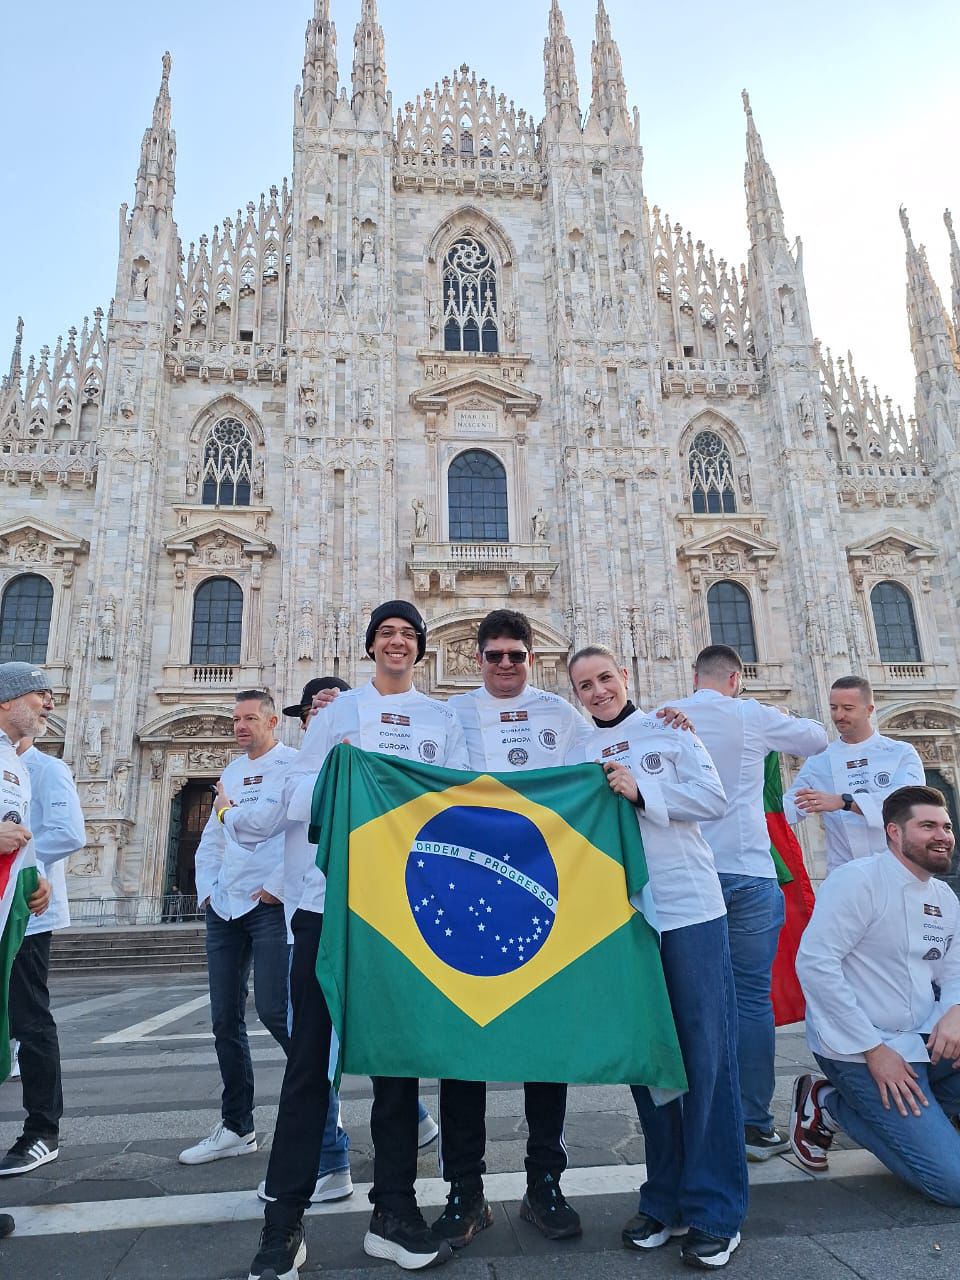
0, 1135, 59, 1177
519, 1173, 582, 1240
247, 1221, 306, 1280
681, 1228, 741, 1269
363, 1208, 453, 1270
744, 1125, 789, 1162
622, 1211, 688, 1250
432, 1181, 493, 1248
0, 1213, 14, 1239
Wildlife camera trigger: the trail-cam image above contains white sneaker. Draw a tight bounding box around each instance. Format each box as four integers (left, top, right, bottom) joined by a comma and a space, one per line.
179, 1121, 257, 1165
417, 1112, 439, 1148
8, 1042, 19, 1080
257, 1168, 354, 1204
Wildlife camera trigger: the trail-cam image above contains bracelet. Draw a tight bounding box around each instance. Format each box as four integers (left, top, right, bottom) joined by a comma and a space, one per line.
216, 805, 231, 824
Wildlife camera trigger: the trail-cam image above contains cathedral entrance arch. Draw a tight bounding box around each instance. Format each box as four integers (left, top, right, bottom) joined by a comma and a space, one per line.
136, 705, 237, 900
163, 780, 215, 904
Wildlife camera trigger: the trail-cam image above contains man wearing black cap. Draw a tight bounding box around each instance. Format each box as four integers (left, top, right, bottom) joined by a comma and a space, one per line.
245, 603, 468, 1280
280, 677, 351, 726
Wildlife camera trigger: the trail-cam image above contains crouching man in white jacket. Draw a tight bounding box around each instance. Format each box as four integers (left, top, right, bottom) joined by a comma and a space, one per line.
792, 784, 960, 1204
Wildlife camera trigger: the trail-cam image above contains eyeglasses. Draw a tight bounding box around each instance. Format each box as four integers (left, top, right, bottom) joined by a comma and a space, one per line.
482, 649, 528, 665
375, 626, 419, 641
37, 691, 55, 708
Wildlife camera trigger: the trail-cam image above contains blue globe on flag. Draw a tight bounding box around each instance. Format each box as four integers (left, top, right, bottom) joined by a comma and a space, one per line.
405, 805, 558, 977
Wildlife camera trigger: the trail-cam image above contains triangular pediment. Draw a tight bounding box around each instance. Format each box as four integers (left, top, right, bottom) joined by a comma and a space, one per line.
163, 517, 274, 558
410, 370, 541, 415
846, 526, 938, 562
0, 517, 88, 555
679, 525, 778, 563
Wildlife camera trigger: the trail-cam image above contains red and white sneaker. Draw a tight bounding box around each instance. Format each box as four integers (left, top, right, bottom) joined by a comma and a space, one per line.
789, 1074, 834, 1172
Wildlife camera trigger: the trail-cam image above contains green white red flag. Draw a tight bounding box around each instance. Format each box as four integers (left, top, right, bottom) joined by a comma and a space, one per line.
764, 751, 815, 1026
0, 843, 38, 1081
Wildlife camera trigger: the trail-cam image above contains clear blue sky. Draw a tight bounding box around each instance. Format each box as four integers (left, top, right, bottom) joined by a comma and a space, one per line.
1, 0, 957, 413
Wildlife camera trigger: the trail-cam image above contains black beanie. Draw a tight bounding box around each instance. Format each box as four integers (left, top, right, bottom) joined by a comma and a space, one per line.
364, 600, 427, 664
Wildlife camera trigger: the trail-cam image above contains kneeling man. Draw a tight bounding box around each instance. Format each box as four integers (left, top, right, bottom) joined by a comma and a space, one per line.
792, 785, 960, 1204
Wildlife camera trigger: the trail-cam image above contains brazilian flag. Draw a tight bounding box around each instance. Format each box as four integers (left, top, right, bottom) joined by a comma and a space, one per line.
311, 744, 687, 1090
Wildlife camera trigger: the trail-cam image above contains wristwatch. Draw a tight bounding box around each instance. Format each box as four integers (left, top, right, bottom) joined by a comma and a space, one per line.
841, 793, 855, 811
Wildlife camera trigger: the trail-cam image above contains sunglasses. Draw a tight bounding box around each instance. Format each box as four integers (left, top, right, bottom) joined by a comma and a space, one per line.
482, 649, 528, 665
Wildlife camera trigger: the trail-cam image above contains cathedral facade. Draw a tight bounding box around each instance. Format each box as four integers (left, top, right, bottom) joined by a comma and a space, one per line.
1, 0, 959, 906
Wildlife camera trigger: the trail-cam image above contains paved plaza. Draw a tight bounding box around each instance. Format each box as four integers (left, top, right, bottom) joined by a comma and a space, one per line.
2, 972, 959, 1278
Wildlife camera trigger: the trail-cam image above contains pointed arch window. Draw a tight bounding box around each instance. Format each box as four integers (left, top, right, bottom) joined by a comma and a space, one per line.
448, 450, 508, 541
202, 417, 252, 506
190, 578, 243, 666
707, 581, 757, 662
689, 431, 737, 514
443, 237, 499, 353
0, 574, 54, 663
871, 581, 921, 663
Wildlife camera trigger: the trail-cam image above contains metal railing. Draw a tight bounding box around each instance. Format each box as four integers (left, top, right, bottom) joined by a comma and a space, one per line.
67, 894, 204, 928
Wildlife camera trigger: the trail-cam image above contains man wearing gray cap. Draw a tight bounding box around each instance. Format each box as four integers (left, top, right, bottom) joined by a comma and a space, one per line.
0, 662, 55, 1184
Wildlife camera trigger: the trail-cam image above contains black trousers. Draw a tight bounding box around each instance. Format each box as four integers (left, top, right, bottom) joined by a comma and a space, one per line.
9, 932, 62, 1140
439, 1079, 568, 1190
263, 910, 332, 1225
369, 1075, 421, 1215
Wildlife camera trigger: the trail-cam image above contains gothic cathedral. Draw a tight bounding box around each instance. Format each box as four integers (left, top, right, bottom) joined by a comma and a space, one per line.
1, 0, 959, 901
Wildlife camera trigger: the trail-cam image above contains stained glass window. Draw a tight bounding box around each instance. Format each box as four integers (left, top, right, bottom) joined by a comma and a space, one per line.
190, 578, 243, 665
448, 450, 508, 541
707, 581, 757, 662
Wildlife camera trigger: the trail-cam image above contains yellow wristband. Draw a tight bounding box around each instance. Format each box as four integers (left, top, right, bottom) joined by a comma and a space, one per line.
216, 805, 231, 824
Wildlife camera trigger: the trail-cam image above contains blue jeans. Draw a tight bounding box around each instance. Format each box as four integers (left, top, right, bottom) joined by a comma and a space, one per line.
631, 915, 748, 1239
316, 1085, 427, 1178
719, 873, 785, 1130
816, 1051, 960, 1206
319, 1030, 350, 1175
206, 902, 291, 1136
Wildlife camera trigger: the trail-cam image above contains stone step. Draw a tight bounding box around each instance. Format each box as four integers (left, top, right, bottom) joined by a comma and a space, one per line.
51, 959, 207, 975
49, 925, 208, 974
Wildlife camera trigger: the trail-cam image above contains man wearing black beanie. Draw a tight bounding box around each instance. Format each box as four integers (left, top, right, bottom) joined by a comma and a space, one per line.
243, 602, 468, 1279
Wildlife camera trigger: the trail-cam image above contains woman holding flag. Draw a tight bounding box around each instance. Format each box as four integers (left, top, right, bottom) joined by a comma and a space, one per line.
566, 645, 747, 1271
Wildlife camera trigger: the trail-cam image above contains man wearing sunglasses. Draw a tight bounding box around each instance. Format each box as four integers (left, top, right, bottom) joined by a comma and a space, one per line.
434, 609, 594, 1249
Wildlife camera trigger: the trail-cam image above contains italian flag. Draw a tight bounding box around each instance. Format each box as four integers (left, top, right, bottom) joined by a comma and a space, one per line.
0, 843, 38, 1081
765, 752, 816, 1026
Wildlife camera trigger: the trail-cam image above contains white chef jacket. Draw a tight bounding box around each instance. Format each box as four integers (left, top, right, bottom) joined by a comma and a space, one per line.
194, 741, 297, 921
797, 851, 960, 1063
565, 709, 728, 931
0, 730, 33, 913
666, 688, 828, 878
449, 684, 593, 771
784, 733, 926, 873
242, 681, 470, 919
22, 746, 85, 936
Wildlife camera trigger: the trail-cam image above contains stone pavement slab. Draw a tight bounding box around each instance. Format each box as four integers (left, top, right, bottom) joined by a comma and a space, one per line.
5, 973, 960, 1279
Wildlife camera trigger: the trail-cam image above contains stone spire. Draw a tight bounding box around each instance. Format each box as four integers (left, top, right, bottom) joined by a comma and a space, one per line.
588, 0, 629, 134
3, 316, 23, 390
742, 90, 786, 248
945, 208, 960, 345
351, 0, 388, 120
133, 52, 176, 215
543, 0, 581, 132
901, 205, 960, 453
302, 0, 338, 119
